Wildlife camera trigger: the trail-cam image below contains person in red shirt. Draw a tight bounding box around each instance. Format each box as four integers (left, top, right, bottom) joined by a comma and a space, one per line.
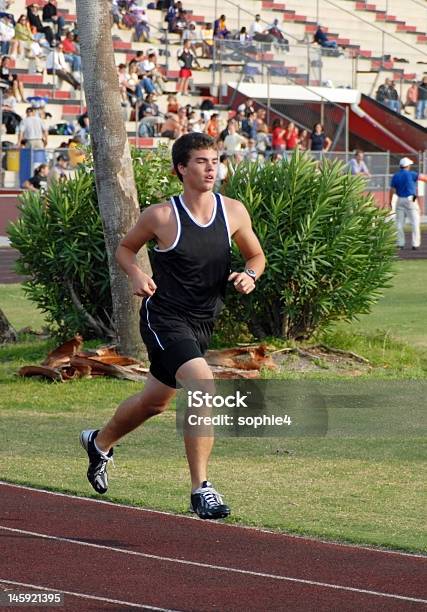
62, 31, 81, 73
284, 121, 299, 151
271, 118, 286, 152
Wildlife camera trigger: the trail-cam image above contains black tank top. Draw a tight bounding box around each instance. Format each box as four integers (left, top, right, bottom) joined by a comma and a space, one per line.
149, 193, 231, 320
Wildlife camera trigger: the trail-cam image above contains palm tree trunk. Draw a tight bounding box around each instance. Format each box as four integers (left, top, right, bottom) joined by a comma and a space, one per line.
76, 0, 150, 357
0, 308, 17, 343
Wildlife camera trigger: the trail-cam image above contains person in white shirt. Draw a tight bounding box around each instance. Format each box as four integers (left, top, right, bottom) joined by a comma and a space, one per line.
140, 52, 166, 94
248, 14, 264, 39
223, 119, 247, 155
46, 42, 80, 89
17, 106, 48, 148
0, 14, 15, 55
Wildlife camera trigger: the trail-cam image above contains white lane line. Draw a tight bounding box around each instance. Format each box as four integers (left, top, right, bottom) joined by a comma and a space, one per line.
1, 480, 424, 560
0, 578, 180, 611
0, 525, 426, 605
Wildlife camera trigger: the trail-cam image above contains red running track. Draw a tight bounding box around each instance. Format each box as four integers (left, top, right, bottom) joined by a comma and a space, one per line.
0, 482, 426, 612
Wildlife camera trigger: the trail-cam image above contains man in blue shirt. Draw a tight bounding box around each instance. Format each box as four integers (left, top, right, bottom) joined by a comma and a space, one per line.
313, 25, 338, 49
390, 157, 427, 250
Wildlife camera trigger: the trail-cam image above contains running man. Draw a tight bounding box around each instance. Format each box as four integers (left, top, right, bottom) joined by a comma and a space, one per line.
80, 133, 265, 519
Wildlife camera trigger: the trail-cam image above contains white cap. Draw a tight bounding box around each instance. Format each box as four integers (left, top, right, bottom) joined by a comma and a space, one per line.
399, 157, 414, 167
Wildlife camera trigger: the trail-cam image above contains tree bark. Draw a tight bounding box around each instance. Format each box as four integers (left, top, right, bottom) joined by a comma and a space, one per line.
0, 308, 17, 344
76, 0, 150, 357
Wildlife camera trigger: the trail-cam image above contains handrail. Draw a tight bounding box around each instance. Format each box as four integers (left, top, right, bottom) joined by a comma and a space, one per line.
321, 0, 427, 57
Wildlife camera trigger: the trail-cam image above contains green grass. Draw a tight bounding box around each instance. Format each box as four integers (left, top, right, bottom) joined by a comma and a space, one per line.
0, 264, 426, 553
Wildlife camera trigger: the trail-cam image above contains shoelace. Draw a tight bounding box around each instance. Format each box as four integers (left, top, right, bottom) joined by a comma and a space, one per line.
200, 487, 222, 507
96, 454, 115, 472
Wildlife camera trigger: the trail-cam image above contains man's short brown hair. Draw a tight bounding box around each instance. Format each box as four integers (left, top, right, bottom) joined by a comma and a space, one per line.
171, 133, 217, 182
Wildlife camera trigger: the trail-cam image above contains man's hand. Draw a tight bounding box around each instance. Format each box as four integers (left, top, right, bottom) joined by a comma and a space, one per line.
130, 269, 157, 298
229, 271, 255, 294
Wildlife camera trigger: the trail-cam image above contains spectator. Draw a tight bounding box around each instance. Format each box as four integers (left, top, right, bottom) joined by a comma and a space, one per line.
17, 106, 48, 148
298, 129, 309, 151
1, 85, 21, 133
0, 14, 14, 55
165, 1, 178, 33
214, 153, 229, 190
68, 135, 85, 167
131, 4, 151, 43
268, 19, 289, 51
140, 51, 166, 94
416, 76, 427, 120
241, 110, 257, 139
403, 81, 417, 114
213, 14, 230, 39
386, 80, 401, 113
23, 163, 49, 192
176, 105, 188, 133
223, 118, 247, 155
176, 39, 200, 96
160, 112, 182, 139
0, 55, 25, 101
166, 93, 179, 113
62, 31, 81, 74
284, 121, 299, 151
244, 138, 259, 161
10, 14, 33, 58
138, 92, 162, 137
237, 97, 255, 115
248, 14, 264, 40
271, 118, 286, 152
42, 0, 65, 40
390, 157, 427, 250
309, 122, 331, 152
313, 25, 337, 49
76, 111, 90, 144
238, 27, 249, 44
199, 23, 213, 58
349, 149, 370, 176
46, 42, 81, 89
205, 112, 219, 138
27, 3, 55, 47
48, 153, 71, 184
182, 21, 198, 46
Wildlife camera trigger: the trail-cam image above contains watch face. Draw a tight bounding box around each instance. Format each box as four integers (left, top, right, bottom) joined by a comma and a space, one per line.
245, 268, 256, 279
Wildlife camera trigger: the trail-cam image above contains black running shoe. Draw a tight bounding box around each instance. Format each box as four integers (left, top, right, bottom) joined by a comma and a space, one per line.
190, 481, 230, 520
79, 429, 113, 494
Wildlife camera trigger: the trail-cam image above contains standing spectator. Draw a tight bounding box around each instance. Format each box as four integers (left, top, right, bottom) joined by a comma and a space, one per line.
241, 110, 257, 139
416, 76, 427, 120
309, 122, 331, 153
237, 97, 255, 115
349, 149, 371, 176
298, 129, 309, 151
390, 157, 427, 250
0, 14, 14, 55
313, 25, 337, 49
223, 118, 247, 155
46, 42, 81, 89
403, 81, 418, 114
42, 0, 65, 40
0, 55, 25, 101
62, 31, 81, 74
27, 3, 55, 47
213, 14, 230, 39
386, 80, 401, 113
271, 118, 286, 152
205, 112, 219, 138
176, 40, 200, 96
17, 106, 48, 148
23, 163, 49, 192
284, 121, 299, 151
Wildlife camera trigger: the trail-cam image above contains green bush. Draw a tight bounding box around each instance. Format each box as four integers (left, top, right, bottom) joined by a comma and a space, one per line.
223, 152, 396, 339
8, 147, 182, 338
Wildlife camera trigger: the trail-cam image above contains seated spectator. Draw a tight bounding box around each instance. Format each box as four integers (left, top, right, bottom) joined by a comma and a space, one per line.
284, 121, 299, 151
177, 105, 188, 133
68, 135, 85, 167
223, 118, 247, 155
214, 153, 229, 190
62, 31, 81, 74
1, 85, 21, 133
0, 55, 25, 101
140, 51, 166, 94
160, 112, 182, 139
27, 3, 55, 47
237, 97, 255, 115
0, 14, 14, 55
76, 111, 90, 145
403, 81, 417, 114
165, 1, 179, 34
205, 112, 219, 138
271, 118, 286, 152
238, 26, 249, 44
174, 8, 188, 36
188, 111, 205, 133
199, 23, 213, 58
18, 106, 48, 148
244, 138, 259, 162
167, 93, 179, 113
130, 4, 151, 43
176, 40, 200, 96
182, 21, 199, 46
213, 14, 230, 39
416, 76, 427, 120
348, 149, 370, 176
248, 14, 265, 41
42, 0, 65, 40
46, 42, 81, 89
313, 25, 337, 49
309, 122, 331, 152
48, 153, 71, 184
10, 14, 33, 58
268, 19, 289, 51
138, 92, 162, 137
254, 108, 269, 134
23, 163, 49, 192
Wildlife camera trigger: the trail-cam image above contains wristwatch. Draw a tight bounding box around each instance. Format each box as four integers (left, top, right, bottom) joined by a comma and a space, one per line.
244, 268, 257, 282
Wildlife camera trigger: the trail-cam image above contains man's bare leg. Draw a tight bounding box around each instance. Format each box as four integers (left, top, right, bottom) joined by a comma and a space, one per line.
176, 357, 215, 490
95, 374, 176, 453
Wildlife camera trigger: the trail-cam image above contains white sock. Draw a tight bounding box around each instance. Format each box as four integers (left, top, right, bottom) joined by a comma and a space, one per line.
94, 438, 109, 457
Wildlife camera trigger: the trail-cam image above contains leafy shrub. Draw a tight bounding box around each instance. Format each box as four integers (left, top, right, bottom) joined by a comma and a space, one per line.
223, 152, 396, 340
8, 147, 182, 338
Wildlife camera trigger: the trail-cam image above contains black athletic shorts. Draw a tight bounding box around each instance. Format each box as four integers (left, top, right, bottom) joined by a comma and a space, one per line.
140, 297, 215, 388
